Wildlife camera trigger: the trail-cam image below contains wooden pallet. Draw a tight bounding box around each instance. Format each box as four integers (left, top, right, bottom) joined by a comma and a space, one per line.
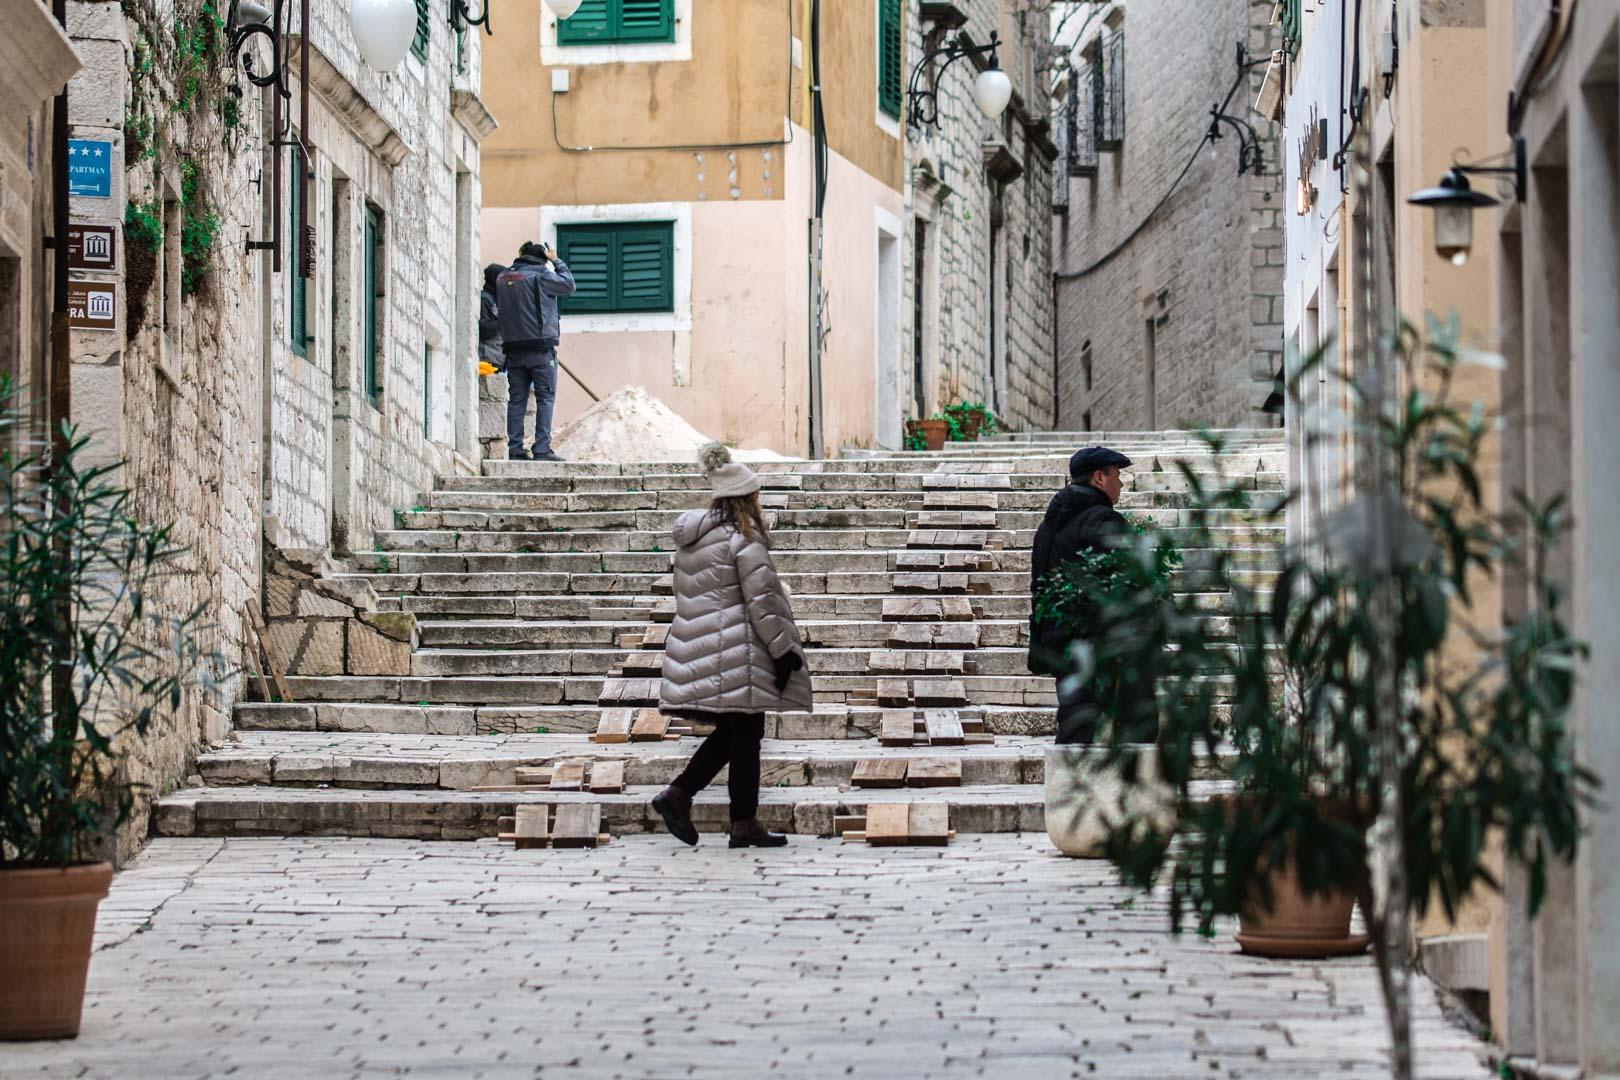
508, 759, 627, 794
874, 709, 991, 748
498, 804, 611, 849
838, 804, 953, 846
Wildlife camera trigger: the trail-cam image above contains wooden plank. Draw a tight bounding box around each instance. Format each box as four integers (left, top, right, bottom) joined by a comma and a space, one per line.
833, 814, 866, 836
879, 712, 917, 747
906, 758, 962, 787
551, 804, 603, 848
864, 804, 910, 847
915, 680, 967, 708
914, 511, 962, 528
892, 572, 939, 593
514, 766, 554, 786
549, 760, 587, 791
851, 758, 909, 789
596, 681, 625, 705
959, 511, 998, 529
876, 678, 911, 707
641, 624, 670, 649
940, 598, 975, 621
959, 716, 985, 734
620, 652, 663, 677
513, 805, 549, 849
895, 551, 944, 570
594, 709, 634, 744
908, 803, 951, 846
868, 650, 907, 674
925, 652, 965, 675
589, 759, 625, 794
882, 597, 941, 622
650, 599, 676, 623
937, 574, 969, 594
624, 678, 660, 704
933, 623, 981, 649
963, 732, 996, 745
630, 708, 669, 742
245, 599, 292, 704
923, 710, 966, 745
887, 623, 933, 649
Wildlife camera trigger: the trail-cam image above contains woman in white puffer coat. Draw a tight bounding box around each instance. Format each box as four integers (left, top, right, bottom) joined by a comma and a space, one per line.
650, 443, 811, 848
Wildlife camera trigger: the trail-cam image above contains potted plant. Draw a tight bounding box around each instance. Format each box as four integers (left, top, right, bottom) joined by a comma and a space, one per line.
1, 381, 214, 1040
1074, 322, 1596, 1078
943, 401, 999, 441
903, 415, 950, 452
1034, 520, 1181, 858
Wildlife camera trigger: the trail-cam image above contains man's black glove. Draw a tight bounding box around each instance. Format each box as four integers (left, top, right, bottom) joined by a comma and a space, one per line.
773, 650, 803, 692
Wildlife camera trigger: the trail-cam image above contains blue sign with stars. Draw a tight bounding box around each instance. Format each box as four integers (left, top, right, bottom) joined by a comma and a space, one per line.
67, 139, 113, 198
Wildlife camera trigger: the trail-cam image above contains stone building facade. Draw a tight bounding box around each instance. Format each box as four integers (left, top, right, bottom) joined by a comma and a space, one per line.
35, 0, 492, 858
902, 0, 1058, 434
1051, 0, 1283, 432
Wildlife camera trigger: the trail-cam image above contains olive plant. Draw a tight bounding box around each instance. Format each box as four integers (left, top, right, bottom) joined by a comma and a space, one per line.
1, 380, 216, 868
1073, 320, 1595, 1078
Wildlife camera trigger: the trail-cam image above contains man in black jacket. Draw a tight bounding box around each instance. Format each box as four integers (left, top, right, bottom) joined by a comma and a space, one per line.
496, 241, 576, 461
1028, 446, 1133, 743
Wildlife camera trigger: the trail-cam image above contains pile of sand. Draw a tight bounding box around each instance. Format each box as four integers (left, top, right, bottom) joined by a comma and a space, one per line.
552, 385, 789, 463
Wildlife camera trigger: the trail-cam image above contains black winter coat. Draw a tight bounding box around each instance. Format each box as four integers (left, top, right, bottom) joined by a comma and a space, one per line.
1027, 483, 1127, 676
478, 289, 503, 364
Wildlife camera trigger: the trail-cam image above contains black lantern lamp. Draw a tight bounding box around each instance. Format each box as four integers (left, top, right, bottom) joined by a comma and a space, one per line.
906, 30, 1014, 132
1408, 137, 1525, 266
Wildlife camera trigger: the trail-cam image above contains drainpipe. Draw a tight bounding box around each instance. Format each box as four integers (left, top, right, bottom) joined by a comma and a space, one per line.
49, 0, 74, 763
806, 0, 827, 459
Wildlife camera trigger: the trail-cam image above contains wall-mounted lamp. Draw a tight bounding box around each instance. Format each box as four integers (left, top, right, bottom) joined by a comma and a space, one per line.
349, 0, 419, 71
906, 30, 1014, 132
1407, 137, 1525, 266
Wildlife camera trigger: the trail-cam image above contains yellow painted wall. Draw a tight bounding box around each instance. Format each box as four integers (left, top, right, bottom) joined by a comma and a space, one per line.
796, 0, 906, 191
482, 0, 793, 206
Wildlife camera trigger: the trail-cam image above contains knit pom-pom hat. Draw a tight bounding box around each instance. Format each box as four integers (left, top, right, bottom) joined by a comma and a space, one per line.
699, 442, 761, 499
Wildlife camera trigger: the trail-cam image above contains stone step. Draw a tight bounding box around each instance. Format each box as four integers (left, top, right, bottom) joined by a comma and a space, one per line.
195, 732, 1054, 790
403, 645, 1043, 678
378, 589, 1246, 621
351, 565, 1280, 598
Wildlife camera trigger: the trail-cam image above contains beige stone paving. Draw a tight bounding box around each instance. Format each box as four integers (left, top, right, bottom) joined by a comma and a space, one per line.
3, 836, 1491, 1080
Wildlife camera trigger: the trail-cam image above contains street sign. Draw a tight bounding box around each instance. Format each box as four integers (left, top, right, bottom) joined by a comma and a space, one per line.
67, 278, 117, 331
66, 224, 117, 271
67, 139, 113, 198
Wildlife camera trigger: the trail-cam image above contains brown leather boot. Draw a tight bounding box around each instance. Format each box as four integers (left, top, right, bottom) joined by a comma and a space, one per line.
729, 818, 788, 848
651, 786, 698, 846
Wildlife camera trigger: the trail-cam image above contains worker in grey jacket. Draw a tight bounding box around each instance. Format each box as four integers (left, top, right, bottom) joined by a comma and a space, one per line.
651, 443, 811, 849
495, 241, 575, 461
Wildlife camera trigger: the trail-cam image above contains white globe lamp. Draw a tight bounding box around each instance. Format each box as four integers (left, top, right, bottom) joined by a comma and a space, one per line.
973, 67, 1013, 120
544, 0, 585, 17
351, 0, 419, 72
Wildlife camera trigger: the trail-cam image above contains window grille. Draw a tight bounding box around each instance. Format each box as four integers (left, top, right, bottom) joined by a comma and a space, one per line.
1068, 66, 1098, 176
1092, 28, 1124, 152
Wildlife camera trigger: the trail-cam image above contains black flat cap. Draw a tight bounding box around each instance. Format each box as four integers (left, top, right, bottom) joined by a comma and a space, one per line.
1069, 446, 1133, 479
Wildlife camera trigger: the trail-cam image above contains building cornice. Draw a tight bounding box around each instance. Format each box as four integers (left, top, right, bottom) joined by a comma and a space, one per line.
3, 0, 80, 109
288, 35, 411, 167
450, 87, 499, 142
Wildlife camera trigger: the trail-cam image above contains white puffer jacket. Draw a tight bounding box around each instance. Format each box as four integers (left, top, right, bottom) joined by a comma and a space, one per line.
659, 508, 813, 715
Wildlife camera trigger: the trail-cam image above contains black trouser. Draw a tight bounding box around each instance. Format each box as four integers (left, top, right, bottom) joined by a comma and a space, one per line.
671, 712, 765, 821
1055, 657, 1160, 745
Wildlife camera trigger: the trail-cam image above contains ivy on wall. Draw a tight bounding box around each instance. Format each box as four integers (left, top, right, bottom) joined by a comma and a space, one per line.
121, 0, 238, 334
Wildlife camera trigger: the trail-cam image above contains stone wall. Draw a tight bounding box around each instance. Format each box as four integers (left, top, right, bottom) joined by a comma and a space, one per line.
903, 0, 1056, 435
1051, 0, 1283, 431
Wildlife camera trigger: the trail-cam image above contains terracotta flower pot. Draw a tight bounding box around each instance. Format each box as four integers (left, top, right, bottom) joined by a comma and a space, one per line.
0, 862, 113, 1040
951, 410, 986, 441
1235, 860, 1370, 959
909, 419, 949, 451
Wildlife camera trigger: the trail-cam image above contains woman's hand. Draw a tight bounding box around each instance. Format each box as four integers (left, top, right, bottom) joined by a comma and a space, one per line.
773, 650, 804, 692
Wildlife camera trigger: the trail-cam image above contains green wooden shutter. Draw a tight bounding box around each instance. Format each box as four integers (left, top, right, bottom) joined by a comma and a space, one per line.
1279, 0, 1302, 55
423, 344, 432, 437
556, 0, 672, 45
289, 149, 307, 357
878, 0, 902, 119
364, 207, 380, 404
412, 0, 429, 60
556, 227, 614, 313
614, 225, 673, 312
556, 0, 612, 44
617, 0, 674, 43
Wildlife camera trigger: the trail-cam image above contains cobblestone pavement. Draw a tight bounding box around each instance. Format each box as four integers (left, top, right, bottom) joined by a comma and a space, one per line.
5, 836, 1492, 1080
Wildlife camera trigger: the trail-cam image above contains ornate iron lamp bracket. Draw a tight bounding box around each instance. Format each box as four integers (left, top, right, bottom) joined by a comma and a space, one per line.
906, 30, 1002, 133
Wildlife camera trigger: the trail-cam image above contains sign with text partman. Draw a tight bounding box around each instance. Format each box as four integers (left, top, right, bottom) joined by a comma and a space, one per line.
68, 278, 117, 331
67, 139, 113, 198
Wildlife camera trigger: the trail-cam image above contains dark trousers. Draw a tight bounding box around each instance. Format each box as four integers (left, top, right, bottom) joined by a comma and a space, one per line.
671, 712, 765, 821
505, 348, 558, 455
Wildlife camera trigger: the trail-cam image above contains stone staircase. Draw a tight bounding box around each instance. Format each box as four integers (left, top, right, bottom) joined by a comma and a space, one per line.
153, 430, 1286, 843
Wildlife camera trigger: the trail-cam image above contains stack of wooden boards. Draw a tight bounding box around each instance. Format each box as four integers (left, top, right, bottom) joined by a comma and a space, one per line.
835, 804, 953, 846
499, 804, 610, 849
591, 707, 688, 744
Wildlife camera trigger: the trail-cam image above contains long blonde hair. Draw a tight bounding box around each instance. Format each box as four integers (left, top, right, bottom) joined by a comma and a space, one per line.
712, 492, 770, 545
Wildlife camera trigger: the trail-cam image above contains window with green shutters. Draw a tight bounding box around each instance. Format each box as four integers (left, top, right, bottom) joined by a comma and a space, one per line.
411, 0, 429, 61
556, 222, 674, 315
363, 206, 382, 406
556, 0, 674, 45
877, 0, 903, 119
1278, 0, 1301, 55
288, 147, 308, 358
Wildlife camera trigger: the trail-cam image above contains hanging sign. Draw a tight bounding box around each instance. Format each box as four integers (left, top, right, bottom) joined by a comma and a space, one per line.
67, 139, 114, 198
67, 278, 118, 331
67, 224, 117, 271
